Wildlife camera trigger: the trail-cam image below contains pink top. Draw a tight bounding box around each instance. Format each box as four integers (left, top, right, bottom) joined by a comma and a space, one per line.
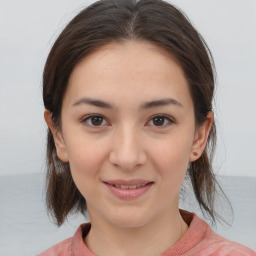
37, 210, 255, 256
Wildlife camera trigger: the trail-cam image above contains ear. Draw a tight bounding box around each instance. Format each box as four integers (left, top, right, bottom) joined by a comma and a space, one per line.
44, 110, 69, 162
189, 111, 213, 162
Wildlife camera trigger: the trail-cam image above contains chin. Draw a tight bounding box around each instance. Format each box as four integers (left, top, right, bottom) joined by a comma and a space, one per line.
106, 210, 151, 229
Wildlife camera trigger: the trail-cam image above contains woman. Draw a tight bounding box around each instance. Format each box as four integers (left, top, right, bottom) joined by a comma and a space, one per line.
38, 0, 255, 255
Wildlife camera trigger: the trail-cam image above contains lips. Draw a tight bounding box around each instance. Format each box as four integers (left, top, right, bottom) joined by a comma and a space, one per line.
103, 179, 154, 199
112, 184, 148, 189
103, 179, 153, 188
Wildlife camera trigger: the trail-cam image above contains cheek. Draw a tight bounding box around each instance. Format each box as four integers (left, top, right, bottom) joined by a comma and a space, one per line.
64, 135, 108, 190
150, 134, 192, 183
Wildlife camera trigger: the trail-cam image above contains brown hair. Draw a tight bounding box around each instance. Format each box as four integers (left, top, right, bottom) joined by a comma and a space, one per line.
43, 0, 230, 227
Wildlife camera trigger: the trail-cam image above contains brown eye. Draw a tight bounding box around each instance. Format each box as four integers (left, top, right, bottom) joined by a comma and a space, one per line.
148, 115, 174, 128
81, 114, 107, 127
91, 116, 103, 126
153, 116, 165, 126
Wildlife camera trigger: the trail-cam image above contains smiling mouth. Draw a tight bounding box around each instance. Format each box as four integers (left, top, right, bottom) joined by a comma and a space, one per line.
103, 181, 154, 199
110, 183, 151, 189
104, 182, 154, 189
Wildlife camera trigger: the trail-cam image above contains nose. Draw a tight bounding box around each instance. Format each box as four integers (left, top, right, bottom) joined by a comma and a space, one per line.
109, 125, 147, 171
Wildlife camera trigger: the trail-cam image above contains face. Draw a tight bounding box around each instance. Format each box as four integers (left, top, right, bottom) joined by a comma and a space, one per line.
45, 40, 212, 228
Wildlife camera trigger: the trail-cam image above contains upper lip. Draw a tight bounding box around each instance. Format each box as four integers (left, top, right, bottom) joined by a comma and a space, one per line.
103, 179, 153, 186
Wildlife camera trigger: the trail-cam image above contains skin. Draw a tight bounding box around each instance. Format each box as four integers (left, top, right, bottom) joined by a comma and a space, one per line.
45, 40, 213, 256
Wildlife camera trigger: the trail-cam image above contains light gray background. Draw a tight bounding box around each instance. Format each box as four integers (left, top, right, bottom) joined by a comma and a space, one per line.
0, 1, 255, 177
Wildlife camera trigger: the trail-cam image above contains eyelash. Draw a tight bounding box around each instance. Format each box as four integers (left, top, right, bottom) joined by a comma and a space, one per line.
80, 114, 175, 129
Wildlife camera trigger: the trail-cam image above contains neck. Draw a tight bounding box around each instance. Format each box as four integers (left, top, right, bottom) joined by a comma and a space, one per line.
84, 208, 188, 256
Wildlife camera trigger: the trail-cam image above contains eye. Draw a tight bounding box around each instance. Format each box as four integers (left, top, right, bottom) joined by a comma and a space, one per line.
81, 114, 108, 128
148, 114, 175, 128
81, 114, 175, 129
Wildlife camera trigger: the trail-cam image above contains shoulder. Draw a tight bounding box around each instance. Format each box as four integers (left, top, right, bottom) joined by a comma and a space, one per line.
36, 222, 92, 256
36, 237, 72, 256
177, 210, 256, 256
197, 223, 256, 256
199, 236, 256, 256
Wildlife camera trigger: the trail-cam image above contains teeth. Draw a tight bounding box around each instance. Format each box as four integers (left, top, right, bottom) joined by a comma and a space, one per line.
113, 184, 147, 189
121, 185, 130, 189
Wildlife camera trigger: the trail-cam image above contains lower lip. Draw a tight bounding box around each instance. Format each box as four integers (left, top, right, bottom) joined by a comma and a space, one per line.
104, 182, 153, 200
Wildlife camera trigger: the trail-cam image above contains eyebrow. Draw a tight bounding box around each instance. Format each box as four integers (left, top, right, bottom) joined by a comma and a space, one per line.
72, 97, 183, 110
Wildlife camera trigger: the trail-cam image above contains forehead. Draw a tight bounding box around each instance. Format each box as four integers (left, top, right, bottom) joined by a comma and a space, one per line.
64, 40, 192, 110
